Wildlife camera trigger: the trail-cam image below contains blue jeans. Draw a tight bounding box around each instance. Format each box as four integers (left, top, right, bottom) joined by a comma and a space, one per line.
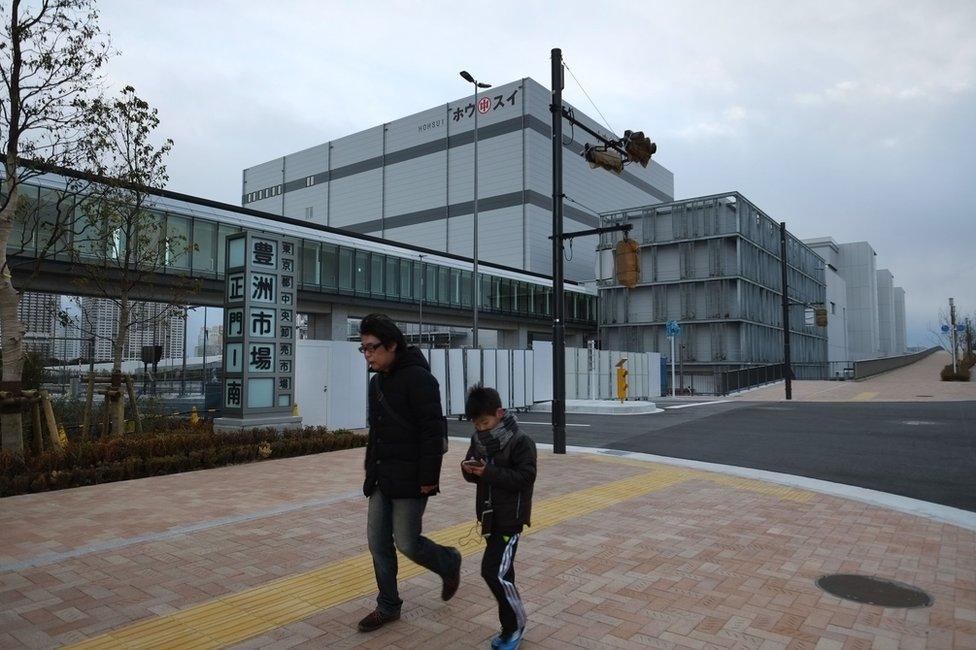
367, 490, 456, 615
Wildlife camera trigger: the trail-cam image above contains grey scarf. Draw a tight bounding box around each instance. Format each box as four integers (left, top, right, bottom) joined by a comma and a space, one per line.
474, 413, 519, 458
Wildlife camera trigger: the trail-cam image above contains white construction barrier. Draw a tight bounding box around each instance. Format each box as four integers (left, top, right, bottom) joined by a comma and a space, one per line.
296, 340, 660, 429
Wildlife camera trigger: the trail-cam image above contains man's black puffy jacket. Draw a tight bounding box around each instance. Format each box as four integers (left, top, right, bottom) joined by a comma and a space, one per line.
363, 346, 445, 498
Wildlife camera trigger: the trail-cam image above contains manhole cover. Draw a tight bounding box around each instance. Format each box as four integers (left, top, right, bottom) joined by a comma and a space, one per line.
816, 574, 932, 608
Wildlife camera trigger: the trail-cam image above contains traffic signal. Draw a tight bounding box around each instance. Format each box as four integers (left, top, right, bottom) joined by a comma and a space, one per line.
615, 358, 629, 402
614, 237, 640, 288
622, 130, 656, 167
583, 144, 624, 174
815, 308, 828, 327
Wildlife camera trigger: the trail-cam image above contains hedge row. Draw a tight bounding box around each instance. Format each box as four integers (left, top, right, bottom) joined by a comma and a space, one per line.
1, 424, 366, 497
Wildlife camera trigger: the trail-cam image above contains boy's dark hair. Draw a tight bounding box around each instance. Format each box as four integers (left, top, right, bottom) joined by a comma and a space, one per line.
359, 313, 406, 353
465, 383, 503, 419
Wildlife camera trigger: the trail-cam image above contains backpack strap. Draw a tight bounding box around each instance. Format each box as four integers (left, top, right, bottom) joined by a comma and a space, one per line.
370, 374, 415, 432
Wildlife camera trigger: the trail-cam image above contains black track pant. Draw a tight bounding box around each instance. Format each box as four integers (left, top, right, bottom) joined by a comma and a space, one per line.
481, 533, 526, 635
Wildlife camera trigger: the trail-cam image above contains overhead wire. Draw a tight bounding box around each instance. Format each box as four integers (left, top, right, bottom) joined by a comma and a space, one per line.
563, 59, 616, 138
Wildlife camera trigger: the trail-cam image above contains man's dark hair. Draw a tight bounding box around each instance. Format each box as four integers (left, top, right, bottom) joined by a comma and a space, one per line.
465, 384, 503, 419
359, 313, 406, 353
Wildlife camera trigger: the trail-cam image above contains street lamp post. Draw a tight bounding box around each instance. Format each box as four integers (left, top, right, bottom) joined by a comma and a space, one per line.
460, 70, 492, 349
418, 253, 426, 348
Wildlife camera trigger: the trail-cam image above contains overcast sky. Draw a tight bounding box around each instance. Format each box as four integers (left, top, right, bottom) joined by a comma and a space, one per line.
96, 0, 975, 347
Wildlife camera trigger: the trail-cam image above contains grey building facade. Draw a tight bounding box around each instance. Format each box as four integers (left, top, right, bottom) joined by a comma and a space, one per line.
242, 77, 674, 282
893, 287, 907, 355
598, 193, 827, 391
835, 241, 880, 361
805, 238, 910, 361
876, 268, 896, 357
802, 238, 849, 369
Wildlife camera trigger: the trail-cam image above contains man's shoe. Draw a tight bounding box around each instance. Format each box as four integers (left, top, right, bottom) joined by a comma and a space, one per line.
492, 627, 524, 649
441, 547, 462, 601
357, 609, 400, 633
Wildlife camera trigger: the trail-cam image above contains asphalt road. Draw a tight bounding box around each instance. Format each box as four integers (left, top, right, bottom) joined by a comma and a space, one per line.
447, 400, 976, 512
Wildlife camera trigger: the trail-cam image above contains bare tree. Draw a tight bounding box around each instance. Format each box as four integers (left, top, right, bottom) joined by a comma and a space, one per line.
68, 86, 197, 435
1, 0, 112, 454
927, 308, 953, 353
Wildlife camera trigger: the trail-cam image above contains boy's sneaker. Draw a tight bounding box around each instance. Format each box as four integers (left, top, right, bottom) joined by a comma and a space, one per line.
441, 547, 462, 601
491, 627, 524, 649
357, 609, 400, 633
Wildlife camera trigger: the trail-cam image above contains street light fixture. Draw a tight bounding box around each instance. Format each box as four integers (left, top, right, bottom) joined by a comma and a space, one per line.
459, 70, 491, 349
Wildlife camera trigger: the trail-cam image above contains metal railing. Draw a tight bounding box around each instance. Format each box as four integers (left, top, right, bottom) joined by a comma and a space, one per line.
716, 364, 784, 395
852, 347, 941, 380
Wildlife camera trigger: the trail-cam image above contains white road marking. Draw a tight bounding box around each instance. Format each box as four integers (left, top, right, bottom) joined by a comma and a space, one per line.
518, 421, 591, 427
664, 400, 733, 410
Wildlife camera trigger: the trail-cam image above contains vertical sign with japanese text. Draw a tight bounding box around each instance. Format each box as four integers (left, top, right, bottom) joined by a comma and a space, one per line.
222, 232, 297, 417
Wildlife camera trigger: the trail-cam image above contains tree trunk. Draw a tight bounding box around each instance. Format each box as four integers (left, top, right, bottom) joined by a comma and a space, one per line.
110, 298, 129, 437
0, 186, 26, 455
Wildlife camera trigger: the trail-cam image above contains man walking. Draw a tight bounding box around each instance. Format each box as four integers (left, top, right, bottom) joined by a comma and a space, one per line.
357, 314, 462, 633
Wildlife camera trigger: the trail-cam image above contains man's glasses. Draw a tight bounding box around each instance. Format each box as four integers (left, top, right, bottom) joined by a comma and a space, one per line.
358, 342, 383, 354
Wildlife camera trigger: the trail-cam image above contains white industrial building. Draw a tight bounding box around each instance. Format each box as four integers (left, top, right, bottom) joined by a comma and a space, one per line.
804, 238, 908, 364
876, 268, 896, 357
242, 77, 674, 282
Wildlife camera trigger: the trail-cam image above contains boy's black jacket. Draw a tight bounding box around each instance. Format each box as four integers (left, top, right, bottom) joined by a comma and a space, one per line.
462, 425, 537, 535
363, 346, 445, 498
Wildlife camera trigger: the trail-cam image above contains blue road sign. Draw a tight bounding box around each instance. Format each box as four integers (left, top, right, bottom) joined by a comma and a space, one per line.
957, 324, 966, 332
666, 320, 681, 337
941, 324, 950, 333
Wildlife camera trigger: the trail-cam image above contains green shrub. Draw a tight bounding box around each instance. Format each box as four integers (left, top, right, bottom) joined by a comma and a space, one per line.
940, 364, 971, 382
0, 423, 365, 497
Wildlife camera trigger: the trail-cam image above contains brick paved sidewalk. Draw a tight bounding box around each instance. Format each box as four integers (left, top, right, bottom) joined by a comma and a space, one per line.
1, 442, 973, 649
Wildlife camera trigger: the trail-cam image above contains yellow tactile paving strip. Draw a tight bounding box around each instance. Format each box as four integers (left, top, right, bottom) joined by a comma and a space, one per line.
851, 391, 879, 401
588, 454, 813, 502
65, 461, 804, 650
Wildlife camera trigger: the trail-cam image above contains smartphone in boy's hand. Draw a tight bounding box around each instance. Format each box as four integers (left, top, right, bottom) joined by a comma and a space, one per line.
461, 458, 486, 475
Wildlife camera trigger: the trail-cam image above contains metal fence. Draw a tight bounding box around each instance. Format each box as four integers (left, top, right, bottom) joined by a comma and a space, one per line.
716, 364, 783, 395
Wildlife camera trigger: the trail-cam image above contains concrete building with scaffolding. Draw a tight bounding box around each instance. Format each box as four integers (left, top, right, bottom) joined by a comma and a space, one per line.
597, 193, 827, 393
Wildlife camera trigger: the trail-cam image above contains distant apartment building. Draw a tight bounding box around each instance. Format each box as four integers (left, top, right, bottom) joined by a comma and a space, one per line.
80, 298, 185, 363
53, 314, 84, 361
195, 325, 223, 357
18, 292, 58, 359
599, 193, 827, 392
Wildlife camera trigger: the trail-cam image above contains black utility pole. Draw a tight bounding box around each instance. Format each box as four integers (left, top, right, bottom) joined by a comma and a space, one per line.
551, 48, 567, 454
779, 221, 793, 400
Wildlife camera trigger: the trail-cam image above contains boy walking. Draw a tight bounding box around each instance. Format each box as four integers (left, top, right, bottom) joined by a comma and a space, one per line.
461, 385, 537, 650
